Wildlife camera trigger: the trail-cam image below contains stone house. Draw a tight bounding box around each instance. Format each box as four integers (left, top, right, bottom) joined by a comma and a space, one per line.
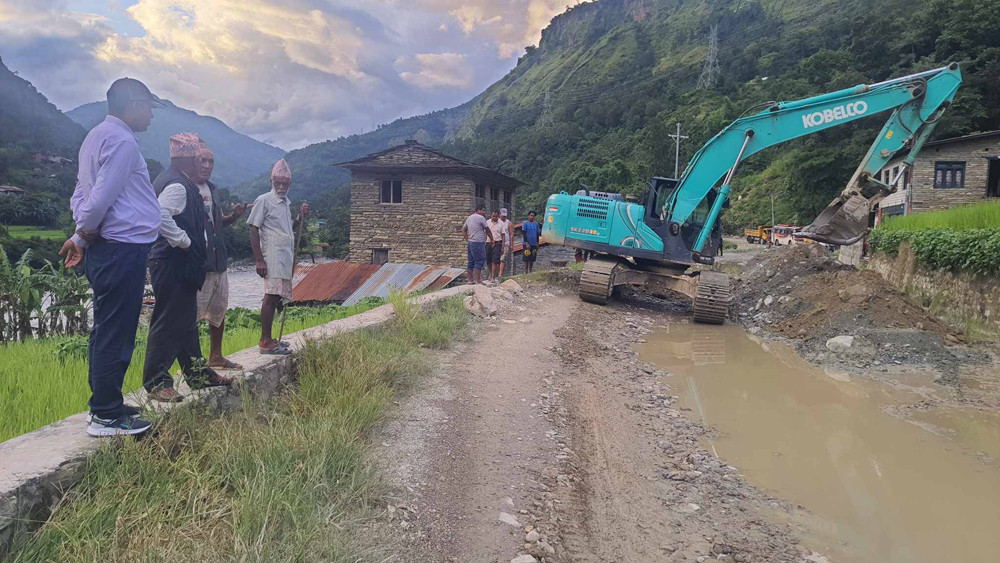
878, 130, 1000, 214
340, 140, 522, 267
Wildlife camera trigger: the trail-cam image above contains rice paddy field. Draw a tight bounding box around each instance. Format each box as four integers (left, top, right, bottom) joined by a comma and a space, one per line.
879, 200, 1000, 231
4, 225, 66, 240
0, 302, 381, 443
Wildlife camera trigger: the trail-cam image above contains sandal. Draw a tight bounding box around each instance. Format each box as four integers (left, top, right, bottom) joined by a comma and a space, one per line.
208, 359, 244, 370
260, 344, 292, 355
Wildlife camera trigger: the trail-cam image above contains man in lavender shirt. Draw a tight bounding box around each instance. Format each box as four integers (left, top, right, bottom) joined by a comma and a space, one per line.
59, 78, 163, 437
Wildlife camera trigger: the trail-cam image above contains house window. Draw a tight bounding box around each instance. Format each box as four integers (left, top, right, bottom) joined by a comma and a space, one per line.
475, 183, 486, 199
934, 162, 965, 189
490, 187, 500, 202
372, 248, 389, 265
503, 190, 513, 208
380, 180, 403, 203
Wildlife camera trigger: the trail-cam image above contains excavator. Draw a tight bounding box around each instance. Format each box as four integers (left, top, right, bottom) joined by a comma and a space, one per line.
540, 64, 962, 323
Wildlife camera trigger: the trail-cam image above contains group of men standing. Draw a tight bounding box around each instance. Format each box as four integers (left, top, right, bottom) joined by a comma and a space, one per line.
61, 78, 306, 437
463, 205, 543, 284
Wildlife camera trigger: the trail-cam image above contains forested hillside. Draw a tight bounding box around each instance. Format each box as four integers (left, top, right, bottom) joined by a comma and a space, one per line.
251, 0, 1000, 252
68, 101, 286, 188
443, 0, 1000, 229
0, 57, 87, 263
0, 57, 85, 153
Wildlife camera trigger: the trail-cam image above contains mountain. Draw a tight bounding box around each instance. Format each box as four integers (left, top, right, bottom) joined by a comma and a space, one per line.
0, 57, 85, 153
231, 104, 469, 202
67, 101, 285, 187
238, 0, 1000, 234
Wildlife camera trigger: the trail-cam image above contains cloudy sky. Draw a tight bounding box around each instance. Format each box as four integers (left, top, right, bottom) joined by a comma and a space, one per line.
0, 0, 584, 149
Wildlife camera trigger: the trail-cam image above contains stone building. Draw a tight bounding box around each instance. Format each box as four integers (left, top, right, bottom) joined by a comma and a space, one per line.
340, 140, 522, 267
878, 130, 1000, 214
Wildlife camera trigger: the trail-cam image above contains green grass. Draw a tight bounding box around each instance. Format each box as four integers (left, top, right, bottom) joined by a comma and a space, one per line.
10, 297, 468, 562
879, 201, 1000, 231
0, 302, 380, 443
4, 225, 66, 240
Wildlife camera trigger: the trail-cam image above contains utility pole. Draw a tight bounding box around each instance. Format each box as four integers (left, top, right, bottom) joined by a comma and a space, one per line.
770, 192, 776, 226
668, 122, 688, 179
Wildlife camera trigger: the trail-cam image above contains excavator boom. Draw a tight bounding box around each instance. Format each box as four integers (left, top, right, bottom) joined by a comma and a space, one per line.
668, 63, 961, 251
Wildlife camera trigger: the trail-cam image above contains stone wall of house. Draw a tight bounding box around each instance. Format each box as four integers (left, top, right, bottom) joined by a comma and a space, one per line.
348, 172, 474, 267
910, 136, 999, 212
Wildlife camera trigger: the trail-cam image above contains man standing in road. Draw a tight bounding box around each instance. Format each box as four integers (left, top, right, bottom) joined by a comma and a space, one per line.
522, 210, 542, 274
143, 133, 235, 403
462, 204, 493, 285
248, 158, 309, 355
498, 208, 514, 279
60, 78, 163, 436
193, 142, 248, 370
486, 210, 505, 283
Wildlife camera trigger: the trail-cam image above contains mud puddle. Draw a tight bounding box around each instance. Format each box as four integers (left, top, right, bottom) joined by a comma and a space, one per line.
637, 322, 1000, 563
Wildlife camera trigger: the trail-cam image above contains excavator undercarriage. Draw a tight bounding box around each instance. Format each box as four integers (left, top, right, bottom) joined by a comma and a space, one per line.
578, 256, 731, 324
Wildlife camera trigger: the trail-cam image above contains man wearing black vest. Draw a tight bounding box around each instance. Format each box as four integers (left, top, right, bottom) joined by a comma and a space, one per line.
143, 132, 234, 402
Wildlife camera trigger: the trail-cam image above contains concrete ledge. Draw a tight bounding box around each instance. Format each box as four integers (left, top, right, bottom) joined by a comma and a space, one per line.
0, 284, 479, 557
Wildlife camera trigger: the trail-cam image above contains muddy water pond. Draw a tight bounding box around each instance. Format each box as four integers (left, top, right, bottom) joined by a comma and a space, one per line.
637, 322, 1000, 563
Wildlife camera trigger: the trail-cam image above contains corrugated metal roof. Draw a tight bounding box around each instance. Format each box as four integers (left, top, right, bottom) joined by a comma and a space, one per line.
426, 268, 465, 292
341, 263, 413, 306
291, 261, 382, 303
404, 266, 449, 293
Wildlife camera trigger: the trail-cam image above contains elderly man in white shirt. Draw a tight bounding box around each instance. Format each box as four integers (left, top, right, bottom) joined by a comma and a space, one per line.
248, 158, 308, 355
143, 133, 234, 403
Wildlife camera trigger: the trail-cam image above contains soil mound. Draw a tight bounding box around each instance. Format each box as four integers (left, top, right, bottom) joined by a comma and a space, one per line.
733, 244, 972, 378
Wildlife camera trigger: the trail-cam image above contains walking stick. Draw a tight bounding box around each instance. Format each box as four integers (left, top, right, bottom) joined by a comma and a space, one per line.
276, 207, 306, 346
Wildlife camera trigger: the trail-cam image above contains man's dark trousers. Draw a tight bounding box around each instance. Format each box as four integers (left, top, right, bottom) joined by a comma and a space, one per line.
85, 241, 150, 419
143, 258, 202, 392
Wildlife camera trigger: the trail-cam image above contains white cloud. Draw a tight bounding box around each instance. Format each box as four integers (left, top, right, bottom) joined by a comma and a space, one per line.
410, 0, 586, 58
0, 0, 585, 148
398, 52, 471, 89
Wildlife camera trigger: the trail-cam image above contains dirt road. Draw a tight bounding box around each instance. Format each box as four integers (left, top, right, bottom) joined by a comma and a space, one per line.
370, 280, 811, 562
368, 265, 999, 562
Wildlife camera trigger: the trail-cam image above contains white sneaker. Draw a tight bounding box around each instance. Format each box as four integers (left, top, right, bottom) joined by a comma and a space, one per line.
87, 414, 152, 437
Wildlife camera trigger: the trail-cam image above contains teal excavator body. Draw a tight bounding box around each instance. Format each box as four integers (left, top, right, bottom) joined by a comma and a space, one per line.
542, 64, 963, 270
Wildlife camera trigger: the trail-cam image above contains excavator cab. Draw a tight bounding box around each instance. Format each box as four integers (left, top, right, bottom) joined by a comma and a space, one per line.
644, 177, 678, 229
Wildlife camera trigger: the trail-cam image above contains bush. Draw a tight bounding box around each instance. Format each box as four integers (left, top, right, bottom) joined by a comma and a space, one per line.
870, 228, 1000, 277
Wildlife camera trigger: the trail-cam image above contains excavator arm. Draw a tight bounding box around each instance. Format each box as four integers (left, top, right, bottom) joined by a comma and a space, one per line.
667, 64, 962, 251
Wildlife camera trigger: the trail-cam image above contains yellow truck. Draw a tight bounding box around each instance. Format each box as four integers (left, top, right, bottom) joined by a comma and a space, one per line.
744, 226, 772, 245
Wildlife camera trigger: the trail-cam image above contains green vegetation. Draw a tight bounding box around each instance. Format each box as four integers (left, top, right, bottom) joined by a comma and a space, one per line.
0, 300, 384, 443
11, 297, 467, 561
4, 226, 65, 240
871, 202, 1000, 277
880, 201, 1000, 231
869, 228, 1000, 277
1, 248, 90, 341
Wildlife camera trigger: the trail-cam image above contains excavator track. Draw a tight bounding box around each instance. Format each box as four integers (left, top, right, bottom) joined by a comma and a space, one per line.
579, 256, 621, 305
692, 270, 731, 325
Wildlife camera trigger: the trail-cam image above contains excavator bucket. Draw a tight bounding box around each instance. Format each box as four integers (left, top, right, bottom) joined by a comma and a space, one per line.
798, 193, 871, 246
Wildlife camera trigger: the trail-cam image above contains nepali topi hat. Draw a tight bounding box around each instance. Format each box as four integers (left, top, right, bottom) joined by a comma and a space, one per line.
169, 132, 203, 158
271, 158, 292, 182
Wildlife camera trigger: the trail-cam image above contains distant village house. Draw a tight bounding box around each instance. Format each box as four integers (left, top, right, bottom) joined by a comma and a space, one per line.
878, 130, 1000, 219
340, 140, 522, 267
0, 185, 26, 196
